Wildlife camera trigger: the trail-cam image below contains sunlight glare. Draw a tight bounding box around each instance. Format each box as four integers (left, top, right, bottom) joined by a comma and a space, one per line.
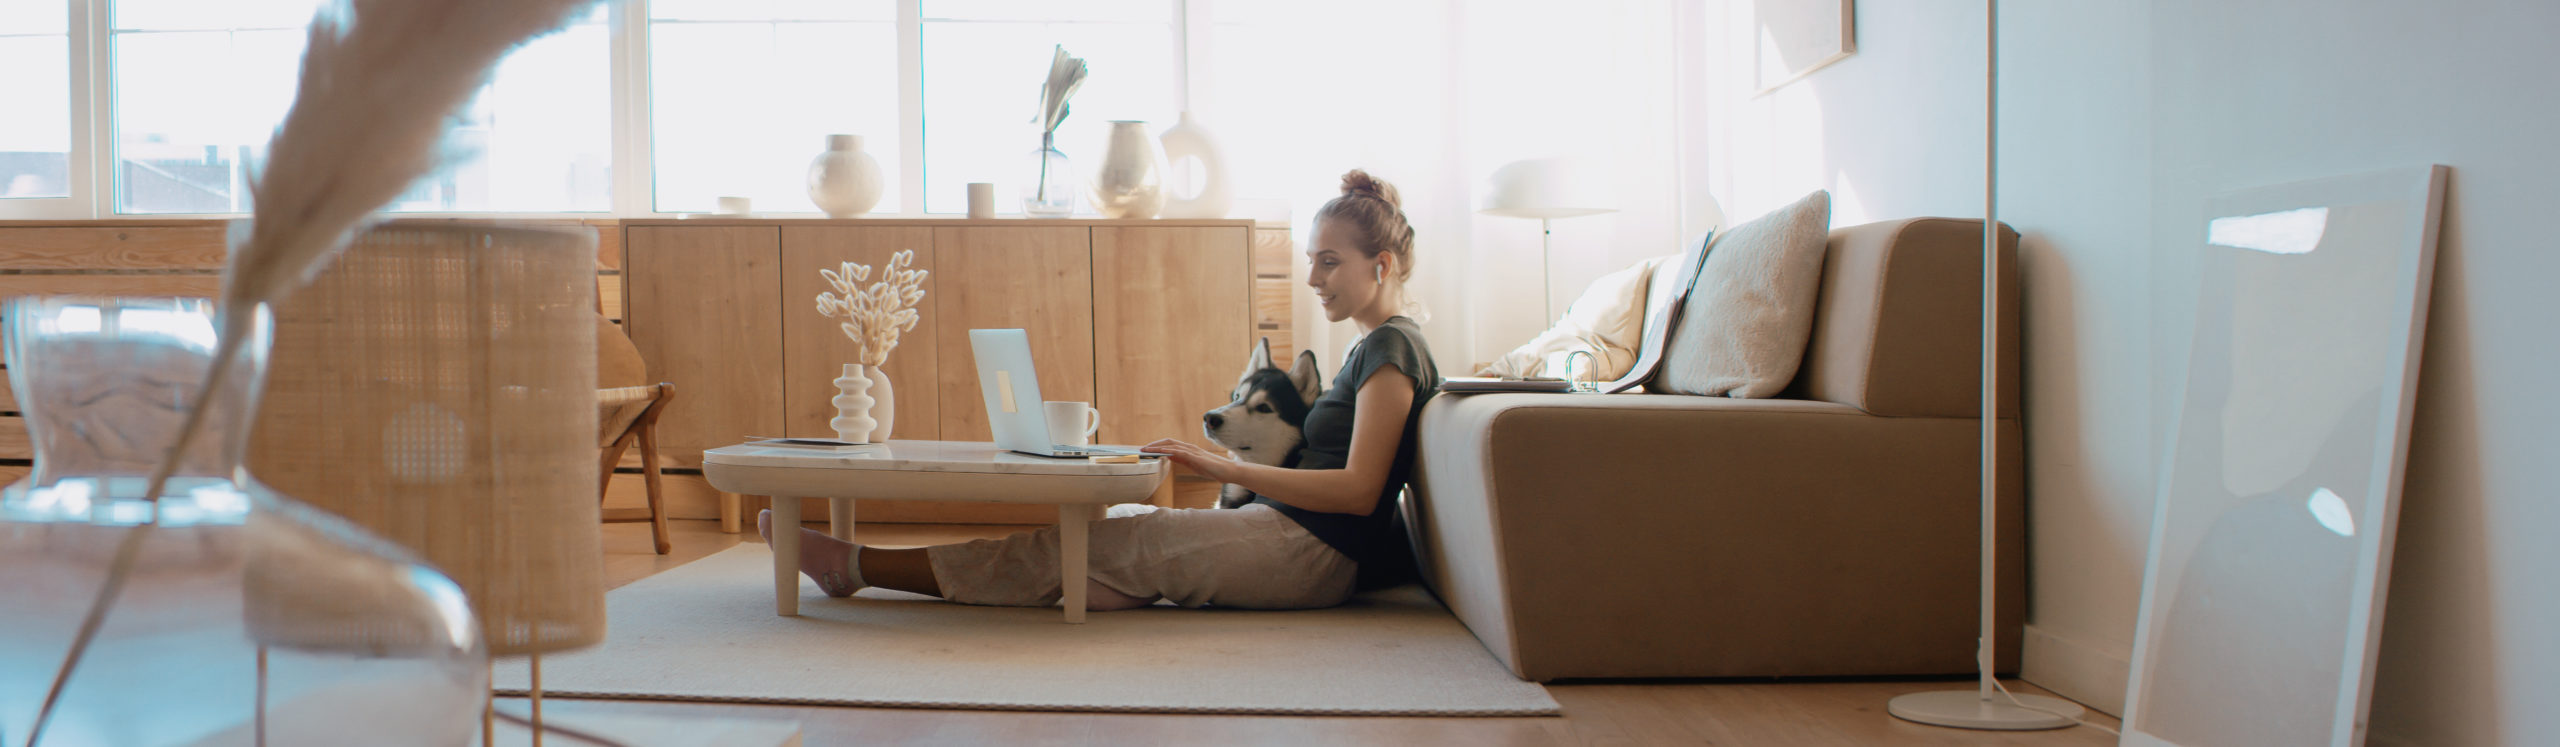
2306, 487, 2355, 538
2208, 206, 2328, 255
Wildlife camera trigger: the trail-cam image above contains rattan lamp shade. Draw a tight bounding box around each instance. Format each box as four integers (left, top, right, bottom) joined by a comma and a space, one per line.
249, 221, 604, 657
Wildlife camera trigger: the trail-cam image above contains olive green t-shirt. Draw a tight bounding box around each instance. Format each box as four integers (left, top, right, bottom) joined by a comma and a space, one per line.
1249, 316, 1440, 587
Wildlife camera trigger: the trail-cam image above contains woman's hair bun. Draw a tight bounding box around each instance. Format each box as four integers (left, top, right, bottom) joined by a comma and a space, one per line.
1339, 169, 1402, 210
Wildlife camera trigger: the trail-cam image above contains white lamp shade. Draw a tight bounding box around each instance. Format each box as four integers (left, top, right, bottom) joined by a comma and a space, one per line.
1478, 158, 1619, 219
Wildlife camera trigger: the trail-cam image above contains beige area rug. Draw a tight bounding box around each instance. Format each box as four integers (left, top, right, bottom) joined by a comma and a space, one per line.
493, 546, 1559, 716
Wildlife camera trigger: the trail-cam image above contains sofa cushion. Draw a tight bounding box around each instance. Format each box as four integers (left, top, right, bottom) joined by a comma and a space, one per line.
1476, 256, 1661, 383
1654, 190, 1832, 397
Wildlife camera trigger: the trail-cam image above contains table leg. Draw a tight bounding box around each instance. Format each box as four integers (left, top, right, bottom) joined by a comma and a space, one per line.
1060, 503, 1092, 624
773, 495, 800, 616
1148, 470, 1175, 507
828, 497, 855, 542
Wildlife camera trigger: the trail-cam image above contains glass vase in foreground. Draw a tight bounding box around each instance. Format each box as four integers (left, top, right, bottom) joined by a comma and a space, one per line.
0, 296, 484, 746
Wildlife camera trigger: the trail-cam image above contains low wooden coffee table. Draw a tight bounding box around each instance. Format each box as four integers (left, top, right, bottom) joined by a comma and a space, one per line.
701, 440, 1163, 623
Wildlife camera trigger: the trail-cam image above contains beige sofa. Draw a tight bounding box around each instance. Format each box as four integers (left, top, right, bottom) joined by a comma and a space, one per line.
1409, 218, 2024, 681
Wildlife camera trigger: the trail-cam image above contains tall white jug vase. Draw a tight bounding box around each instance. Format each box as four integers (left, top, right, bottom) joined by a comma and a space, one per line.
862, 363, 894, 439
830, 364, 879, 443
808, 134, 884, 217
1157, 111, 1232, 219
1089, 121, 1167, 219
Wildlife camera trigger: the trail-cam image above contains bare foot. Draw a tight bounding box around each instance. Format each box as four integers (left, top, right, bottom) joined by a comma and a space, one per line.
758, 509, 864, 597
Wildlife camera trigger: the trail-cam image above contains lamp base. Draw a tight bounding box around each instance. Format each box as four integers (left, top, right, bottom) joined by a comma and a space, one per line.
1887, 690, 2085, 731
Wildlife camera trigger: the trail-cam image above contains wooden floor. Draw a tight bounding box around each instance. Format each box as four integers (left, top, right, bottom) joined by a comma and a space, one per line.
528, 519, 2123, 746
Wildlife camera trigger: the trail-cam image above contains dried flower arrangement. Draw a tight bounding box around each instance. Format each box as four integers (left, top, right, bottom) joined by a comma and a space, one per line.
815, 250, 930, 367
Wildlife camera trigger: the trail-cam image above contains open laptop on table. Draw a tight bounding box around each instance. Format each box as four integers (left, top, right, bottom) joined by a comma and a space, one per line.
968, 328, 1145, 458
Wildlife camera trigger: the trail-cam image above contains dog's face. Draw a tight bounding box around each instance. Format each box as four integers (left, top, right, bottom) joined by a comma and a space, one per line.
1203, 337, 1322, 468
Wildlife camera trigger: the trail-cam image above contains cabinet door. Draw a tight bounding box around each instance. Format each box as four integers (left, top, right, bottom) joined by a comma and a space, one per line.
1093, 226, 1252, 447
625, 226, 784, 469
781, 226, 938, 441
931, 226, 1093, 442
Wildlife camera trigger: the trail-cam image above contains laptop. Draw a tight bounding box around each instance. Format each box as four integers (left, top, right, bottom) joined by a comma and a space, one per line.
968, 328, 1145, 458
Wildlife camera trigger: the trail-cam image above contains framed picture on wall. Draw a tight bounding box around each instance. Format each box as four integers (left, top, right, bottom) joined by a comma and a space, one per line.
1752, 0, 1856, 96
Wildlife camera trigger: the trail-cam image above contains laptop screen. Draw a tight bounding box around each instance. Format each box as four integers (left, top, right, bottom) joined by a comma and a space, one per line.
967, 328, 1051, 453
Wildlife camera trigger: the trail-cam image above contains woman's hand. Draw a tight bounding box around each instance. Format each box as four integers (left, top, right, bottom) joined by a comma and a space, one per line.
1141, 439, 1235, 482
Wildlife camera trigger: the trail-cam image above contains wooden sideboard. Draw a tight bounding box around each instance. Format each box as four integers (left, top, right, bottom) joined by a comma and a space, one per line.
0, 217, 1290, 524
620, 218, 1288, 522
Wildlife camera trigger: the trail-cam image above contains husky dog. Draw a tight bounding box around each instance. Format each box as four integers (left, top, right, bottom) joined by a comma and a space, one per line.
1203, 337, 1322, 509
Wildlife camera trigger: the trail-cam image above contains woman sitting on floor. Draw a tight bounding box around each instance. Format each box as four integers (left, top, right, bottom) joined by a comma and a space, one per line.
761, 168, 1442, 610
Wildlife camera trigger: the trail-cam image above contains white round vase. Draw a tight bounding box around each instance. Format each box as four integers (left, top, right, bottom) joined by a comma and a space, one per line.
862, 363, 894, 439
808, 134, 884, 218
1157, 111, 1232, 219
1088, 121, 1166, 219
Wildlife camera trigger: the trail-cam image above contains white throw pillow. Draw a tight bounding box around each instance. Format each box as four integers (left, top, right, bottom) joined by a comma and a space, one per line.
1478, 256, 1661, 382
1654, 190, 1831, 398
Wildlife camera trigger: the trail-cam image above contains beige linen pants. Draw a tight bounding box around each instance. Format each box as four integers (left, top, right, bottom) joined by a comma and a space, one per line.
926, 503, 1356, 610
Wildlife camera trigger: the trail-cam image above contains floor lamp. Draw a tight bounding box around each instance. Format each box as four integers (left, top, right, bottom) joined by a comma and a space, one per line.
1479, 158, 1619, 326
254, 223, 607, 746
1886, 0, 2087, 730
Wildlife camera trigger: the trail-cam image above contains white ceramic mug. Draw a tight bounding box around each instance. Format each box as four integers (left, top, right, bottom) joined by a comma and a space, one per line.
1043, 401, 1101, 446
966, 182, 997, 218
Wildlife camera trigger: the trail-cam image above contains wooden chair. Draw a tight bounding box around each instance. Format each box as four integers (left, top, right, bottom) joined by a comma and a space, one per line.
598, 315, 677, 554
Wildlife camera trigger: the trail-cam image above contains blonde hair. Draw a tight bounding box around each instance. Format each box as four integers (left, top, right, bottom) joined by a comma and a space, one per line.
1314, 169, 1416, 283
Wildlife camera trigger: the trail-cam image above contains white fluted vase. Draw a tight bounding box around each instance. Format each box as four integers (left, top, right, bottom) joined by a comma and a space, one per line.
830, 364, 878, 443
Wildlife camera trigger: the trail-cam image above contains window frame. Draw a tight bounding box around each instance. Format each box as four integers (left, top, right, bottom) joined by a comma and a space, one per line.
0, 0, 99, 219
0, 0, 1217, 220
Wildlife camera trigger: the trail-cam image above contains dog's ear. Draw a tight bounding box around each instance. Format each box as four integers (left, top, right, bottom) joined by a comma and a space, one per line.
1289, 349, 1322, 404
1245, 336, 1275, 377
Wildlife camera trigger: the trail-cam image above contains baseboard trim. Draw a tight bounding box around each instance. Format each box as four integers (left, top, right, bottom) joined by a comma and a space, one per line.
2020, 624, 2131, 717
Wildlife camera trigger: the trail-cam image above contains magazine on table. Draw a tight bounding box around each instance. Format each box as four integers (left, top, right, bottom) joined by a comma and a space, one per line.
745, 437, 884, 452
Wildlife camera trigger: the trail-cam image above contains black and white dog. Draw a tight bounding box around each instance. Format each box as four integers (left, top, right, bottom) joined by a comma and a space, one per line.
1202, 337, 1322, 509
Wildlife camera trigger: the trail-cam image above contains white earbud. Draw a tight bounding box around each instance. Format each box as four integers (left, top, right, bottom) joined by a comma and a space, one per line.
1374, 264, 1385, 284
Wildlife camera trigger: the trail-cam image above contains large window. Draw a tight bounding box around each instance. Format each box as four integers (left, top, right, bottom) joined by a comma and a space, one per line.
648, 0, 901, 214
919, 0, 1176, 214
0, 1, 71, 199
110, 0, 611, 214
13, 0, 1208, 217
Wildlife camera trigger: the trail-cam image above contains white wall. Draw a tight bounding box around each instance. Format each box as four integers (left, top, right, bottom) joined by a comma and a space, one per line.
1999, 0, 2157, 716
1697, 2, 2560, 742
1693, 1, 1986, 228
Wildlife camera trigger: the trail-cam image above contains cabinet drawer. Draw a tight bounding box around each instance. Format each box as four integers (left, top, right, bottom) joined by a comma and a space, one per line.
1254, 277, 1293, 330
1251, 227, 1294, 277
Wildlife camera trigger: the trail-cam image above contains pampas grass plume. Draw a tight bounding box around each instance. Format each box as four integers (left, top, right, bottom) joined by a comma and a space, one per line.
232, 0, 599, 319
